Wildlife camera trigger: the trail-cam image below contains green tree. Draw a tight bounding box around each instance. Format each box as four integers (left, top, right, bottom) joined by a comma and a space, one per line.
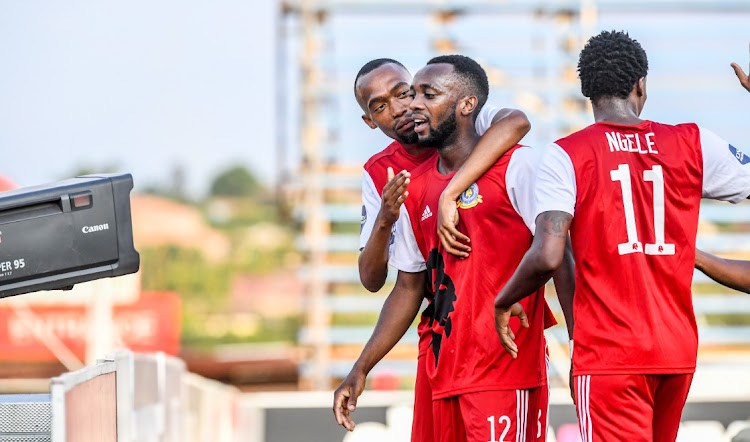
210, 166, 261, 197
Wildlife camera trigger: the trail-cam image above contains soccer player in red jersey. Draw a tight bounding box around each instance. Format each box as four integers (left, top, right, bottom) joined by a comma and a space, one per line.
387, 54, 571, 442
355, 58, 530, 293
494, 31, 750, 442
333, 58, 533, 439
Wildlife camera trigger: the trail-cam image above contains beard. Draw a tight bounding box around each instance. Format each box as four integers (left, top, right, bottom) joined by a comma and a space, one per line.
417, 103, 457, 148
395, 129, 419, 145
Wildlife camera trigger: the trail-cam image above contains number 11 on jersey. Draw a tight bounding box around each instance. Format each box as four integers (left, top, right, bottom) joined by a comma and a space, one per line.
610, 163, 675, 256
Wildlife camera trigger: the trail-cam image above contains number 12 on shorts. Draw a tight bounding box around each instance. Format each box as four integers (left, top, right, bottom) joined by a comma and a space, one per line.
487, 415, 511, 442
610, 164, 675, 256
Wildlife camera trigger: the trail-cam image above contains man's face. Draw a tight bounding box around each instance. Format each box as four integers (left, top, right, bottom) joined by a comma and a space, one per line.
355, 63, 418, 145
408, 63, 460, 149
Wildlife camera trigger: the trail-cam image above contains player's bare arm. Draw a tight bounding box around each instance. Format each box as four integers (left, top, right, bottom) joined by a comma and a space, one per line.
333, 269, 426, 431
494, 211, 572, 357
358, 167, 411, 292
551, 236, 575, 339
731, 45, 750, 93
551, 236, 575, 402
695, 248, 750, 294
437, 108, 531, 258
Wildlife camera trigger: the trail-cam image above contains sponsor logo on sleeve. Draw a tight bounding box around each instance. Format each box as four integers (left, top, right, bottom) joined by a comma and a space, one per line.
729, 144, 750, 165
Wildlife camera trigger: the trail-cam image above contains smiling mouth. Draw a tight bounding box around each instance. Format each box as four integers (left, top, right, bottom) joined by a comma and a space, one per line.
413, 117, 428, 134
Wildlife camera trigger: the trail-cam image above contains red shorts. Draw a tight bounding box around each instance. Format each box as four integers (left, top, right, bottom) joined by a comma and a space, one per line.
574, 373, 693, 442
412, 354, 434, 442
432, 388, 546, 442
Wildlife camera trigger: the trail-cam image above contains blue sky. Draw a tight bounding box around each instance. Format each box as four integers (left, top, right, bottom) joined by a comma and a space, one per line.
1, 2, 749, 199
0, 1, 276, 197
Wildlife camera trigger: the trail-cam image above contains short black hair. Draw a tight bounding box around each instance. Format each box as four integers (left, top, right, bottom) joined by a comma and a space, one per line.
426, 54, 489, 117
354, 58, 407, 98
578, 30, 649, 104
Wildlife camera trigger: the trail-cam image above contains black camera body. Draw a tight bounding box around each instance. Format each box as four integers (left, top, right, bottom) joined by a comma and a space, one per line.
0, 173, 139, 299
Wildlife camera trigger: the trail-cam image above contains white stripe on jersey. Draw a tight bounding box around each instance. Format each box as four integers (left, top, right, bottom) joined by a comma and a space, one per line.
516, 389, 530, 442
576, 376, 585, 442
526, 390, 530, 442
576, 376, 592, 442
585, 376, 592, 440
516, 390, 521, 442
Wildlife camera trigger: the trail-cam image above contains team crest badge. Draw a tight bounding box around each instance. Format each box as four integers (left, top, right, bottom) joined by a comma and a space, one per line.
457, 183, 482, 209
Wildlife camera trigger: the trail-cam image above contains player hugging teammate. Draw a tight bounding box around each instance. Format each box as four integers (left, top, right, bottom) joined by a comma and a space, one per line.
335, 30, 750, 442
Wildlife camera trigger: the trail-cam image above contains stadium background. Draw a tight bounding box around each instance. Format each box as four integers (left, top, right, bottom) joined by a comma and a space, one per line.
1, 1, 750, 441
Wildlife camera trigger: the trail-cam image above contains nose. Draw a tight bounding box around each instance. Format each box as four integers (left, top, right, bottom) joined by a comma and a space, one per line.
409, 94, 424, 111
392, 100, 408, 118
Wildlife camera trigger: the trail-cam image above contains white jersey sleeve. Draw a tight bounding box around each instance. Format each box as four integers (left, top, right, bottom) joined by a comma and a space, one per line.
700, 126, 750, 203
505, 146, 540, 234
534, 143, 577, 218
359, 170, 381, 250
474, 104, 500, 136
389, 209, 427, 273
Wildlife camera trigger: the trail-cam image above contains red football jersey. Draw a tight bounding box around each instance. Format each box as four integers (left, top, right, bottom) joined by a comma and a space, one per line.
360, 141, 437, 252
364, 140, 436, 193
393, 146, 548, 399
360, 141, 438, 357
551, 121, 707, 375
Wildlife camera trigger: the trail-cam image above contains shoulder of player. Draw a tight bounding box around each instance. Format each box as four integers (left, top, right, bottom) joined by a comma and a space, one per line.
508, 144, 539, 163
363, 140, 404, 172
481, 144, 535, 178
646, 121, 703, 151
656, 121, 700, 137
640, 120, 697, 133
553, 123, 604, 147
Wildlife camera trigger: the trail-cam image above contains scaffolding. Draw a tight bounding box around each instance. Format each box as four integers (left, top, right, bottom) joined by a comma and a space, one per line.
278, 0, 601, 391
279, 0, 750, 390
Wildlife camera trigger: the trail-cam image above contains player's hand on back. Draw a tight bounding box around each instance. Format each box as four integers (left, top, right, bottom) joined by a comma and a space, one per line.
378, 167, 410, 226
494, 302, 529, 359
437, 189, 471, 258
333, 369, 367, 431
732, 58, 750, 93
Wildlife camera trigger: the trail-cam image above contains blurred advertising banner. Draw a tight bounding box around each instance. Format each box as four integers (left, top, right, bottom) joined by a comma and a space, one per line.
0, 291, 180, 361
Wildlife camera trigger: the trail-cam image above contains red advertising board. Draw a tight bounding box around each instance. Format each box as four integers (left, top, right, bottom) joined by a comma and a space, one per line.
0, 291, 180, 361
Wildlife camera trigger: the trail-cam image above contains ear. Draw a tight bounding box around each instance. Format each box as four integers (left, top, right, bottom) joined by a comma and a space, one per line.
635, 77, 646, 97
459, 96, 478, 117
361, 114, 377, 129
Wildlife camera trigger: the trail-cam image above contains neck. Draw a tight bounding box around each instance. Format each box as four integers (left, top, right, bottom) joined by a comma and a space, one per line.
436, 129, 480, 174
401, 143, 432, 157
592, 97, 643, 125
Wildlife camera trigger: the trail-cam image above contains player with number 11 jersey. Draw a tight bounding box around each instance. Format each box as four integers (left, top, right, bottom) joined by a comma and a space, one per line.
495, 31, 750, 442
544, 120, 750, 375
